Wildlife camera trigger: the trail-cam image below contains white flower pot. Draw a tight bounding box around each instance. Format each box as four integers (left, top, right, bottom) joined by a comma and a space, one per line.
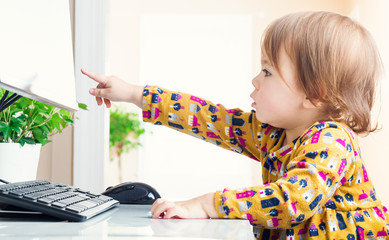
0, 143, 41, 183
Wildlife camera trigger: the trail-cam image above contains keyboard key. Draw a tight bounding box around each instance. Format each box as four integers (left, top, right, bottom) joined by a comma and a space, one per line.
52, 201, 68, 209
89, 198, 105, 205
27, 185, 53, 193
24, 192, 47, 200
58, 192, 78, 199
8, 190, 28, 197
57, 196, 85, 206
98, 195, 112, 202
45, 194, 66, 202
75, 188, 90, 194
66, 205, 83, 213
77, 200, 98, 209
73, 203, 88, 211
38, 197, 54, 204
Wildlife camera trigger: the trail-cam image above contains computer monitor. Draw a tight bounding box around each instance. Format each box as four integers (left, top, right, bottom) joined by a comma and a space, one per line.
0, 0, 78, 112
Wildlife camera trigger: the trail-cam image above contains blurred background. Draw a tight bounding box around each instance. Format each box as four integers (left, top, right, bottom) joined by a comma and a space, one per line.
37, 0, 389, 204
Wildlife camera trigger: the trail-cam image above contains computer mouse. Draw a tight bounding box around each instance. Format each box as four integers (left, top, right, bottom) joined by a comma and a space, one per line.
102, 182, 161, 205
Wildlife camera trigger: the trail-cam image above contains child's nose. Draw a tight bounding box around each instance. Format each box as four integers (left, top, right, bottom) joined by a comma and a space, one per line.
251, 75, 260, 90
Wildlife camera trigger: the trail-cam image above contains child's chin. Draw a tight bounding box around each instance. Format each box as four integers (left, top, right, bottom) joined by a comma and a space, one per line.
255, 113, 266, 124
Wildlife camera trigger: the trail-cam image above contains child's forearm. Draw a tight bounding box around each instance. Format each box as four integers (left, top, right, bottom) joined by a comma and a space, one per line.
201, 192, 219, 218
150, 192, 219, 219
128, 84, 144, 109
142, 85, 263, 160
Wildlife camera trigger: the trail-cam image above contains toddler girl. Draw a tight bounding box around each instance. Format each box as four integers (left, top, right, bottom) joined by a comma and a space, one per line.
82, 11, 388, 239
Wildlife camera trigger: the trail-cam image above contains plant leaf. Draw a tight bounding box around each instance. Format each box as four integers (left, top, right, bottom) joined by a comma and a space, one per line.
19, 136, 36, 145
51, 113, 62, 133
0, 122, 8, 130
32, 128, 45, 143
64, 118, 74, 125
109, 108, 145, 157
0, 124, 11, 141
41, 124, 50, 134
41, 139, 52, 146
0, 90, 87, 145
33, 115, 45, 125
78, 102, 88, 110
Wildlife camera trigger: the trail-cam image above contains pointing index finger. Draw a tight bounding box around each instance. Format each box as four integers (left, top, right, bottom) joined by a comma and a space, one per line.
81, 68, 107, 85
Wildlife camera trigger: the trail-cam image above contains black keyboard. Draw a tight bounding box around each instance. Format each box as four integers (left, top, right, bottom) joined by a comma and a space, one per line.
0, 180, 119, 222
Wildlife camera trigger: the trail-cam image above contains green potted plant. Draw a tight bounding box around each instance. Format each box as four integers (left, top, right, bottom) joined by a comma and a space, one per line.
0, 88, 87, 182
109, 107, 145, 183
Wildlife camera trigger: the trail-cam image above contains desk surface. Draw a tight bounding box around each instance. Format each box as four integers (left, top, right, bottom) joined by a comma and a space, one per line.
0, 205, 255, 239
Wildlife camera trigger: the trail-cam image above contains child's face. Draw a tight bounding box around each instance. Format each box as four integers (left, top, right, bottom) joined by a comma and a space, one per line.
250, 48, 309, 129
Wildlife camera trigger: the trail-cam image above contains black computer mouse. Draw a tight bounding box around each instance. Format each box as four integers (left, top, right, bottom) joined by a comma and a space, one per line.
102, 182, 161, 205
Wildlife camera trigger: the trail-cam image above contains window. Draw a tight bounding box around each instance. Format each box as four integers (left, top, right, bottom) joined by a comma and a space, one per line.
137, 14, 259, 200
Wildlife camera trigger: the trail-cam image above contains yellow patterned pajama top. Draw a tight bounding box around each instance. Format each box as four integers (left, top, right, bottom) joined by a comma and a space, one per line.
142, 85, 389, 239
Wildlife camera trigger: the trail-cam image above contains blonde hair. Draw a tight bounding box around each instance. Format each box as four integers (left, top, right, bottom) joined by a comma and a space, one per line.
261, 11, 383, 135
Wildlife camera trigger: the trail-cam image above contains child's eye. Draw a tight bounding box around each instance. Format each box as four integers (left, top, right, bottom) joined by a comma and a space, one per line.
262, 69, 271, 77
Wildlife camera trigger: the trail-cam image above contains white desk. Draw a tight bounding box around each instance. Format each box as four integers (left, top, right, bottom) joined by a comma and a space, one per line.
0, 205, 255, 239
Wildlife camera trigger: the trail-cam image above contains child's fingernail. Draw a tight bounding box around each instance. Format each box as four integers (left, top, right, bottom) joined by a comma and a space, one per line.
89, 88, 95, 94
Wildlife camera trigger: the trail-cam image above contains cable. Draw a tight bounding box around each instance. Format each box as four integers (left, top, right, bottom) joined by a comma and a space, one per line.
0, 90, 22, 113
0, 91, 22, 113
0, 90, 9, 104
0, 179, 10, 184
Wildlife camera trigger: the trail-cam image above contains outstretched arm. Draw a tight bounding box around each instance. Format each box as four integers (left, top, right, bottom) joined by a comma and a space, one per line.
82, 69, 273, 163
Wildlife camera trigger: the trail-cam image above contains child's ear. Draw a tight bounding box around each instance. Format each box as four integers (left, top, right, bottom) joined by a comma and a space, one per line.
302, 97, 321, 109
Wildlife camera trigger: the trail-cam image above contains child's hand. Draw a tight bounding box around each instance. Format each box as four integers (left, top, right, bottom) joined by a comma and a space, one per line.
150, 193, 218, 219
81, 68, 143, 108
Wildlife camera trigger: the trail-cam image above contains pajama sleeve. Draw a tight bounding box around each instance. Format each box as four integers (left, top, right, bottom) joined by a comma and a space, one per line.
142, 85, 271, 161
215, 126, 354, 228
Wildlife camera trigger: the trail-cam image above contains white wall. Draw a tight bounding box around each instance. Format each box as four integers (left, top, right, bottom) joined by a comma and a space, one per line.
348, 0, 389, 206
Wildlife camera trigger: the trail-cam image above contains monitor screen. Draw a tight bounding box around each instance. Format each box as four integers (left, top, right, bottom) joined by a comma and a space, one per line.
0, 0, 78, 112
